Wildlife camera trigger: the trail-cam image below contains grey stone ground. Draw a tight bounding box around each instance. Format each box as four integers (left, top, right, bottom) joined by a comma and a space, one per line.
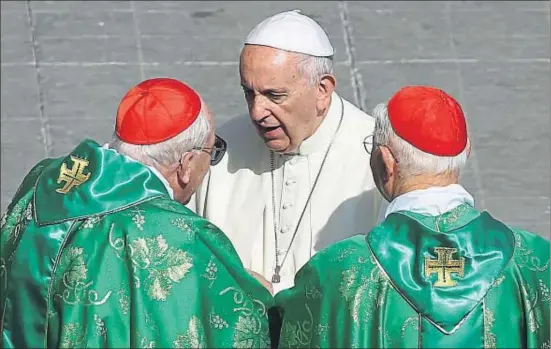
1, 1, 550, 237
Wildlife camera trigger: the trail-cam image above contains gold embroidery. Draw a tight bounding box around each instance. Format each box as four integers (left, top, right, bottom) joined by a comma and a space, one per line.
173, 316, 205, 348
339, 263, 387, 323
378, 325, 393, 346
280, 303, 313, 347
56, 156, 91, 194
315, 323, 329, 343
117, 289, 130, 315
521, 283, 543, 333
82, 215, 103, 229
137, 332, 156, 348
126, 208, 146, 231
55, 246, 112, 306
514, 231, 550, 272
331, 247, 358, 262
539, 279, 550, 304
424, 247, 464, 287
219, 287, 270, 348
59, 322, 86, 348
109, 225, 193, 301
401, 316, 418, 339
305, 284, 322, 300
483, 301, 497, 348
209, 311, 229, 330
201, 257, 218, 288
171, 217, 192, 230
94, 314, 107, 337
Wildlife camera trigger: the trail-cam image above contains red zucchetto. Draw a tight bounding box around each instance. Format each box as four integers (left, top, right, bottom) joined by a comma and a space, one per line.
387, 85, 468, 157
116, 78, 201, 145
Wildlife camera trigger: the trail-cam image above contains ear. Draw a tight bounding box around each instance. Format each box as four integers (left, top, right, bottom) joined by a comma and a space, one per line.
177, 152, 194, 186
318, 74, 336, 98
379, 146, 397, 179
316, 74, 336, 113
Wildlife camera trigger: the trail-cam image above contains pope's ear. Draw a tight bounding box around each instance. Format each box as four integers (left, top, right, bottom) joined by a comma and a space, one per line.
177, 152, 194, 185
318, 74, 336, 98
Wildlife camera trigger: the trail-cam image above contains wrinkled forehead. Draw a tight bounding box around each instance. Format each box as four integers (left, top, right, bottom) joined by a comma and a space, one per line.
240, 45, 304, 87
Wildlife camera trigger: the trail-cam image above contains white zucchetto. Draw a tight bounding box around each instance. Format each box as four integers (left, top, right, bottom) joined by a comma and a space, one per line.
244, 9, 334, 57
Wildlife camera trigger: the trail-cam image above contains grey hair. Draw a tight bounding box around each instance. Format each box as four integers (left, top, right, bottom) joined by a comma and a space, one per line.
296, 53, 334, 85
372, 102, 468, 177
108, 111, 210, 168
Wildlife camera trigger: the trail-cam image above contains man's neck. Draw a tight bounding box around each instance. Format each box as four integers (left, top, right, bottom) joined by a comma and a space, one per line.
392, 173, 459, 199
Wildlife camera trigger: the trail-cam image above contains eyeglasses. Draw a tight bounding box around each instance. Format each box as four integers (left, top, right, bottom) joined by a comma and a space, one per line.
363, 134, 399, 163
194, 134, 227, 166
363, 134, 377, 154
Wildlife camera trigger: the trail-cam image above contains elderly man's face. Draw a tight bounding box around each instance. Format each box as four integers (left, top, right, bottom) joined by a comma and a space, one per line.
239, 45, 322, 153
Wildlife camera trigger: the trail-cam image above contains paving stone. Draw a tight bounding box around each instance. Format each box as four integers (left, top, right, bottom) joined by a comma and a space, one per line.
1, 67, 41, 120
32, 10, 135, 38
0, 119, 46, 209
36, 36, 139, 63
30, 1, 131, 12
48, 118, 115, 157
357, 62, 461, 110
1, 38, 34, 63
39, 65, 141, 120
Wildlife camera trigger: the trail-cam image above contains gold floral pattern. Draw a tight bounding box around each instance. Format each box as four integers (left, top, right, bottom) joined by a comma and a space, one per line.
219, 286, 270, 348
173, 316, 205, 348
94, 314, 107, 337
55, 246, 112, 306
305, 284, 322, 300
210, 311, 229, 330
117, 289, 130, 315
483, 301, 497, 348
202, 257, 218, 288
109, 225, 194, 301
521, 283, 543, 333
339, 262, 386, 323
132, 212, 145, 231
59, 322, 86, 348
514, 231, 550, 272
83, 215, 102, 229
280, 303, 313, 347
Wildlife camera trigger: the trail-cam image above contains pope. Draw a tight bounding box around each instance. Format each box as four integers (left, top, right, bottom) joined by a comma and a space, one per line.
188, 10, 386, 294
0, 78, 274, 348
275, 86, 550, 348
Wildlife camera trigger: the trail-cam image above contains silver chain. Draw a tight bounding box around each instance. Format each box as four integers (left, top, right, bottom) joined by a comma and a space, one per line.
270, 96, 345, 283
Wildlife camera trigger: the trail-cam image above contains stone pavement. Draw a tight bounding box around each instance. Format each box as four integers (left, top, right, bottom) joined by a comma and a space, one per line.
1, 1, 550, 237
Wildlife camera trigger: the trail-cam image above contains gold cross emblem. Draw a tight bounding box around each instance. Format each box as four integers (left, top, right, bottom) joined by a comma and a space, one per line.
424, 247, 465, 287
56, 156, 91, 194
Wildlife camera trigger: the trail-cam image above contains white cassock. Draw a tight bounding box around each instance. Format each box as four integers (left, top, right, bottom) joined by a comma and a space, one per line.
188, 92, 387, 293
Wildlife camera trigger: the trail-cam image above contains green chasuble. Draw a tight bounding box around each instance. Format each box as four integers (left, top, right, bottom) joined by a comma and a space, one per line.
1, 139, 274, 348
276, 204, 550, 348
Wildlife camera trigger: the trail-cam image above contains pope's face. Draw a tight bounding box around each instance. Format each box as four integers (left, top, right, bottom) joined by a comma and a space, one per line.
239, 45, 321, 153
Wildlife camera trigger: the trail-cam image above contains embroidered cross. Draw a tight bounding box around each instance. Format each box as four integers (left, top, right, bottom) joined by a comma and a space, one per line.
424, 247, 465, 287
56, 156, 91, 194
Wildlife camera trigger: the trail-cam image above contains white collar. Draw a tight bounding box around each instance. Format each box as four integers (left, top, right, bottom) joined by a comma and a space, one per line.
296, 92, 342, 156
385, 184, 475, 218
102, 143, 175, 200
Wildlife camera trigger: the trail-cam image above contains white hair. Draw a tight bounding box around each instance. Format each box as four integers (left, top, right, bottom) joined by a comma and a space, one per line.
108, 111, 210, 168
372, 102, 468, 177
296, 53, 334, 85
